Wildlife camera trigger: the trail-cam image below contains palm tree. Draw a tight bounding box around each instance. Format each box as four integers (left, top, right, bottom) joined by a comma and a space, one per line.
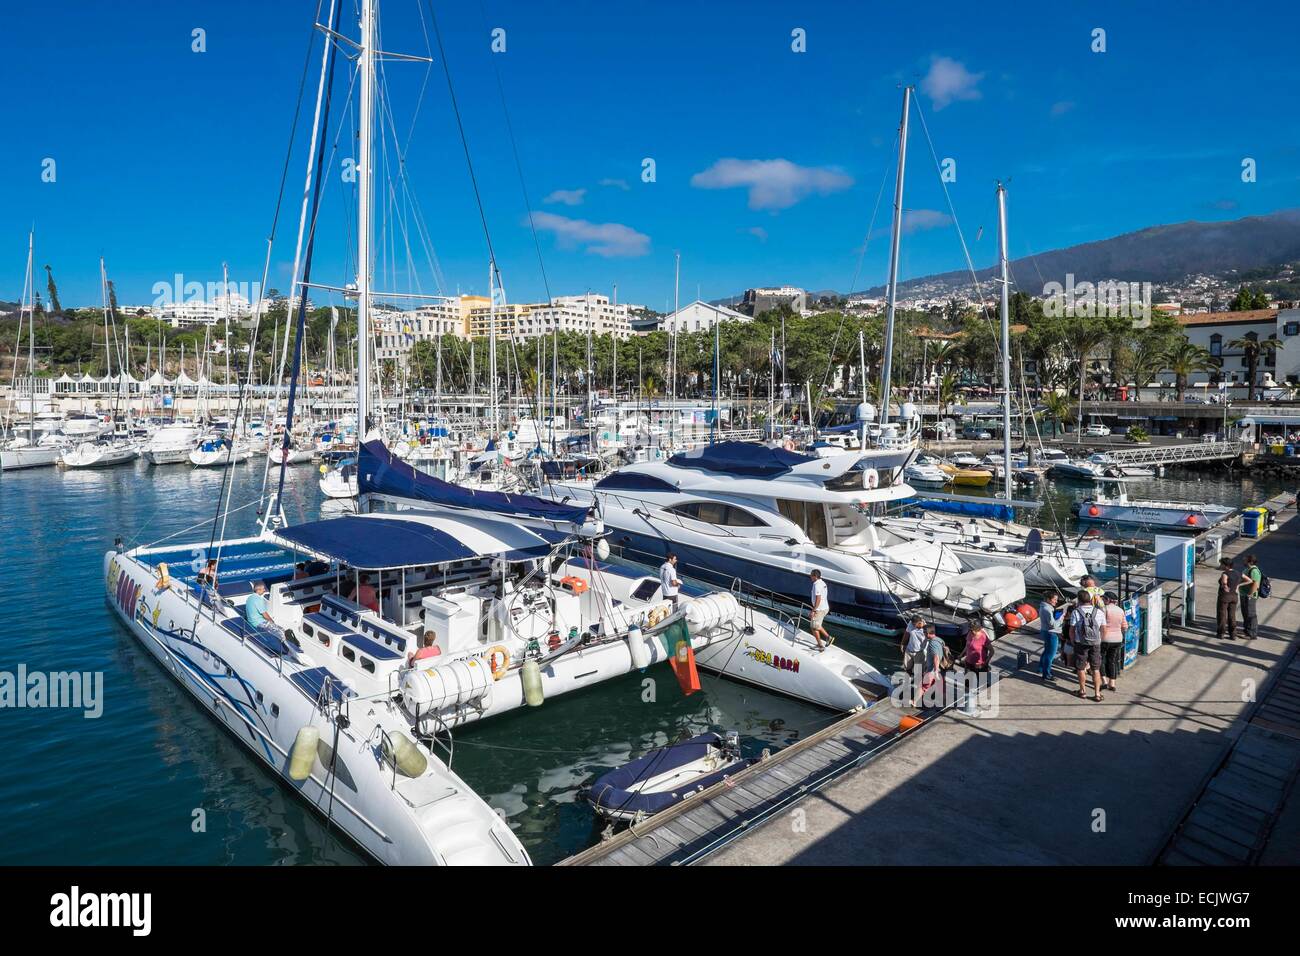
1041, 391, 1072, 438
1227, 335, 1283, 401
1059, 323, 1110, 439
1164, 340, 1214, 401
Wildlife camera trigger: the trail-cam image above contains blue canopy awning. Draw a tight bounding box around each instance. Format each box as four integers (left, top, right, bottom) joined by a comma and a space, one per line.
273, 516, 550, 570
358, 440, 590, 524
668, 441, 815, 478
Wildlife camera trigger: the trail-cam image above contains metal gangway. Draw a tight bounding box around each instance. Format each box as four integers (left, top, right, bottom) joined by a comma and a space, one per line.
1101, 439, 1248, 467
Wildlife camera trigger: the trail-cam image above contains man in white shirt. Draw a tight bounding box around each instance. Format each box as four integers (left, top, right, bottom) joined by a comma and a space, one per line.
659, 553, 681, 608
901, 614, 926, 675
809, 569, 832, 651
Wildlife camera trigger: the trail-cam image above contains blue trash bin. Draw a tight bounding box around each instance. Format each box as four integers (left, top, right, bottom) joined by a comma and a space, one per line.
1242, 509, 1261, 538
1286, 444, 1295, 457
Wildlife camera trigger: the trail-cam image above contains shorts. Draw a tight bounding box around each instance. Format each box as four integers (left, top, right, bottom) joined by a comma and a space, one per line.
1075, 642, 1102, 671
810, 610, 828, 629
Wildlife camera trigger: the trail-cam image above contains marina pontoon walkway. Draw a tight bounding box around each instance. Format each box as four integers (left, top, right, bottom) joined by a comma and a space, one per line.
565, 493, 1300, 866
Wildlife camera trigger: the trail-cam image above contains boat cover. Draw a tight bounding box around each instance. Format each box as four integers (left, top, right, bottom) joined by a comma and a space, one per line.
668, 441, 815, 478
586, 733, 755, 818
358, 440, 589, 524
906, 497, 1014, 522
273, 514, 552, 570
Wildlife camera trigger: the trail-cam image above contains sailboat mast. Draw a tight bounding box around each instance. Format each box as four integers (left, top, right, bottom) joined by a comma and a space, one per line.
671, 253, 679, 446
488, 258, 498, 436
355, 0, 376, 435
879, 84, 912, 429
997, 181, 1012, 500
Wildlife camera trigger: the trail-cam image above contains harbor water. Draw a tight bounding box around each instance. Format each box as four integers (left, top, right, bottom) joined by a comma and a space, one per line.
0, 459, 1289, 865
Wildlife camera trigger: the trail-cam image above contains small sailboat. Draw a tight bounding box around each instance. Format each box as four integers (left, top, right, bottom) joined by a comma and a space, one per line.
586, 731, 757, 823
189, 435, 252, 467
60, 438, 139, 469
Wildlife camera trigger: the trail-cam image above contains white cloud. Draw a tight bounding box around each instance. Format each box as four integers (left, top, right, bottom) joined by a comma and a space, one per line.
901, 209, 952, 234
921, 55, 984, 110
1050, 100, 1075, 117
598, 178, 630, 191
527, 211, 650, 258
690, 158, 853, 211
747, 226, 768, 242
543, 188, 586, 206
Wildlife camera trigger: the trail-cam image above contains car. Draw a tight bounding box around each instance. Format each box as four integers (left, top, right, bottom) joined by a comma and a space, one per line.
961, 426, 993, 440
1083, 423, 1111, 437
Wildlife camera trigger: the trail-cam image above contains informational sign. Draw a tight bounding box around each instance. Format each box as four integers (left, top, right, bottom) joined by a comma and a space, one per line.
1122, 597, 1142, 668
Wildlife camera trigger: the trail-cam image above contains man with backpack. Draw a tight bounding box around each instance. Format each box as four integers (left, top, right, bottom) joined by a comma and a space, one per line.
1240, 554, 1263, 640
1071, 588, 1107, 702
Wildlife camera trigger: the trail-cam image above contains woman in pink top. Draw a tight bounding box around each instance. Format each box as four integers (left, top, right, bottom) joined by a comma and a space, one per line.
962, 622, 993, 673
1100, 592, 1126, 692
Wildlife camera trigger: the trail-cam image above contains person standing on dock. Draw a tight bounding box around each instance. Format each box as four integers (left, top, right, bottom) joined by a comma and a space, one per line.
809, 569, 833, 651
1240, 554, 1262, 640
901, 615, 926, 675
659, 553, 681, 609
1216, 558, 1240, 640
1070, 589, 1106, 702
1038, 592, 1063, 681
1100, 592, 1126, 693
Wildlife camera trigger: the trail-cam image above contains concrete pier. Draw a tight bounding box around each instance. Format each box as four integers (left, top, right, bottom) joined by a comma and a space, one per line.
702, 497, 1300, 866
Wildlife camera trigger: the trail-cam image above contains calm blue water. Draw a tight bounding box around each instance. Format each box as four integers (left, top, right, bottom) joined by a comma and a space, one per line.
0, 458, 1285, 865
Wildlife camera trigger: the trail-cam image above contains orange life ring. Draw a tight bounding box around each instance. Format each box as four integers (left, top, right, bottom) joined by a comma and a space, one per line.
486, 645, 510, 680
559, 575, 589, 595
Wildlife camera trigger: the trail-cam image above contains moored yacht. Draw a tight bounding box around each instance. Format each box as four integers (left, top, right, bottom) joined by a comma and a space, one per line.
538, 441, 1022, 636
142, 422, 200, 465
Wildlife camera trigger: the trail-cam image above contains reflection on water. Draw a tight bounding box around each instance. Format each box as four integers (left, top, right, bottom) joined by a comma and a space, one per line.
0, 457, 1284, 865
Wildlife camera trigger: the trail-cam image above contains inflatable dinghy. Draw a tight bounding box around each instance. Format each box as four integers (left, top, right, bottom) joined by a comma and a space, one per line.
929, 565, 1025, 614
586, 732, 756, 822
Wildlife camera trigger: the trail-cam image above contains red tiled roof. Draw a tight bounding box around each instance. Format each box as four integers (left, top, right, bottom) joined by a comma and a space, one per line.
1177, 309, 1276, 327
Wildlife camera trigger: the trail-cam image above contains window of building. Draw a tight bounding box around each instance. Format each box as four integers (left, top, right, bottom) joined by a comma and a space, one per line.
1209, 333, 1222, 358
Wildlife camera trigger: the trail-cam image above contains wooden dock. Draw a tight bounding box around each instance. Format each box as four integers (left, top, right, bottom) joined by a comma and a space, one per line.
560, 676, 993, 867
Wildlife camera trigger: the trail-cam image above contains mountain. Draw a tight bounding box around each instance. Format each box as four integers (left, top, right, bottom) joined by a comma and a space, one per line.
709, 208, 1300, 305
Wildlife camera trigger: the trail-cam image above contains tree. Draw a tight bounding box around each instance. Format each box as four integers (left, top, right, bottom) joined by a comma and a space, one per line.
1227, 334, 1283, 401
1229, 285, 1269, 312
44, 265, 63, 317
1041, 391, 1072, 438
1058, 321, 1110, 436
1164, 340, 1214, 401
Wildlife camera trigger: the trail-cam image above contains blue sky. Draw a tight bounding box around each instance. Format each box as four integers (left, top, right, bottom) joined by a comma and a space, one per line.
2, 0, 1297, 310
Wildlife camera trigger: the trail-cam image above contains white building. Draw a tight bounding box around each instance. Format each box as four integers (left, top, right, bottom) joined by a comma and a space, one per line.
659, 299, 751, 334
1173, 305, 1300, 389
469, 292, 639, 341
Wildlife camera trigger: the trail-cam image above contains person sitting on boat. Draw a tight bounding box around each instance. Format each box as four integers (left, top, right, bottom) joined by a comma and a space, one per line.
196, 559, 219, 590
409, 633, 441, 665
244, 581, 274, 629
659, 553, 681, 609
809, 569, 833, 651
293, 562, 309, 581
961, 620, 993, 673
346, 575, 380, 614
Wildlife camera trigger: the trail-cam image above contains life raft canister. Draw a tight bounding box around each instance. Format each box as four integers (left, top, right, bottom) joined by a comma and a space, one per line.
560, 575, 589, 594
486, 645, 510, 680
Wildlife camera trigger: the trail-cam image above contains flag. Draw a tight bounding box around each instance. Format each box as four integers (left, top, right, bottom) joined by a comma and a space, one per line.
659, 619, 701, 696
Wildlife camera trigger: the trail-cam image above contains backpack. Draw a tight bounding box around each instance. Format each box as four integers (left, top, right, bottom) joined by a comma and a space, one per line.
1259, 575, 1272, 599
1073, 606, 1102, 643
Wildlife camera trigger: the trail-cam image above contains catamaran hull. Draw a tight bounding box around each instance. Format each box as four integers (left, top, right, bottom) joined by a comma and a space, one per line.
102, 550, 529, 866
